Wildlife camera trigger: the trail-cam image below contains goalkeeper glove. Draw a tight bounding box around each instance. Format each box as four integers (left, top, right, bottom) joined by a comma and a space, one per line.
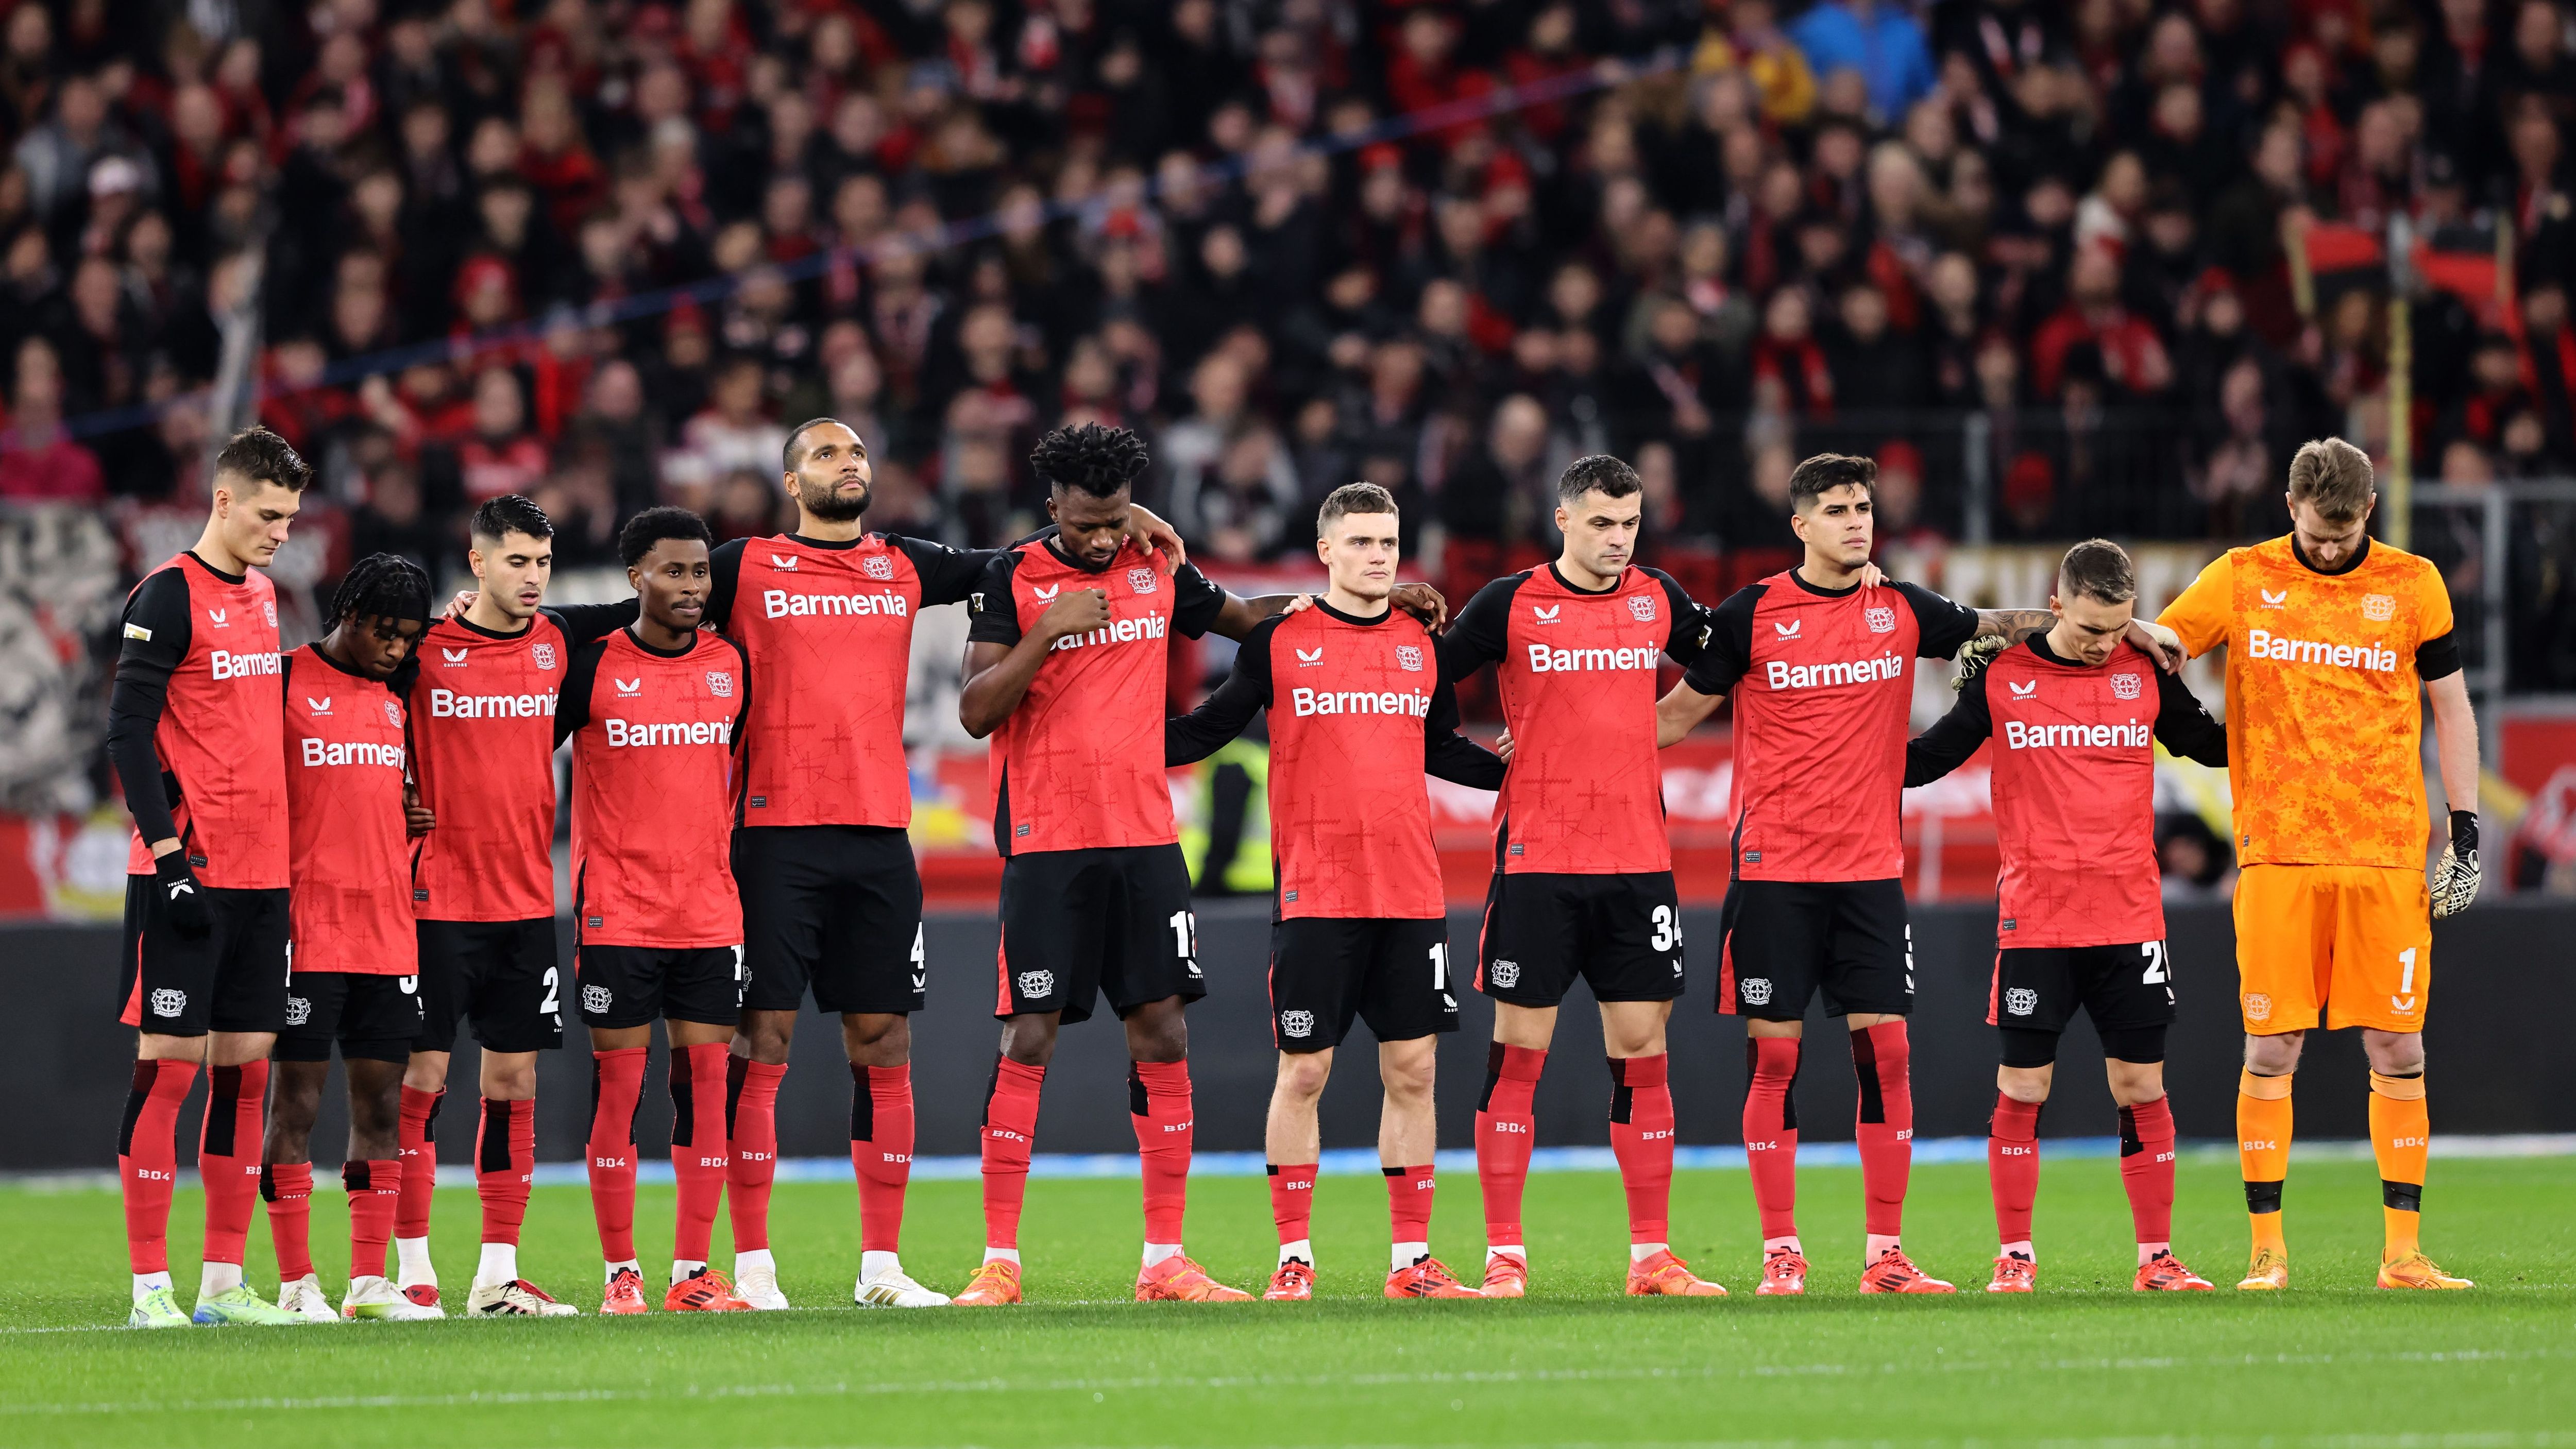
154, 851, 213, 939
2430, 809, 2480, 919
1952, 634, 2010, 693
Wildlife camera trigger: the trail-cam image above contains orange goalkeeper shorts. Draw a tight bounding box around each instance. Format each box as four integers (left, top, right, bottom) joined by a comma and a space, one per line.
2231, 863, 2432, 1034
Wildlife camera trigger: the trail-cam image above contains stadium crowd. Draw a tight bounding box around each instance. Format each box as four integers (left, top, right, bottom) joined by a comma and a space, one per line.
0, 0, 2574, 684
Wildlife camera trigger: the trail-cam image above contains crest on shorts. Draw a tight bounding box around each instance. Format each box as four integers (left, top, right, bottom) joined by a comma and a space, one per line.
2110, 671, 2143, 701
1737, 977, 1773, 1007
284, 995, 312, 1027
1628, 594, 1657, 623
1016, 969, 1056, 1000
2243, 992, 2273, 1024
149, 987, 186, 1018
1487, 959, 1521, 988
2363, 592, 2397, 622
1865, 605, 1896, 633
1128, 567, 1159, 594
707, 670, 734, 697
581, 983, 613, 1015
531, 642, 556, 671
2004, 987, 2038, 1017
1279, 1010, 1315, 1039
863, 553, 896, 581
1396, 644, 1423, 672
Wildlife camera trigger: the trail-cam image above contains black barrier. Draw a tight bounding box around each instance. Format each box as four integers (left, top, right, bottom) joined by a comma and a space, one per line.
5, 901, 2568, 1171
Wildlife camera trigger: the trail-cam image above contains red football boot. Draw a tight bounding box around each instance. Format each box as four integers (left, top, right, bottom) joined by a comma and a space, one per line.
1386, 1257, 1482, 1299
1858, 1247, 1956, 1294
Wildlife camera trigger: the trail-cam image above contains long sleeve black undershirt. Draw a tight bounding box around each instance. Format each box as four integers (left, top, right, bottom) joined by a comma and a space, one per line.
106, 566, 195, 851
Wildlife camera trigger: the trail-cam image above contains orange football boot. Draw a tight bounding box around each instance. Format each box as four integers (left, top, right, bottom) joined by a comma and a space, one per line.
1264, 1260, 1315, 1300
1386, 1257, 1481, 1299
664, 1269, 754, 1312
1480, 1251, 1528, 1298
1626, 1249, 1726, 1296
953, 1259, 1022, 1306
1134, 1255, 1253, 1302
1756, 1248, 1809, 1296
1987, 1255, 2037, 1293
2377, 1252, 2473, 1290
1858, 1247, 1955, 1293
600, 1267, 649, 1315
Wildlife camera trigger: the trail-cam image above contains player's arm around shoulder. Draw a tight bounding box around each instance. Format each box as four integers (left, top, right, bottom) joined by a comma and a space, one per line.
1904, 665, 1994, 786
1656, 582, 1764, 746
2154, 550, 2238, 661
553, 638, 608, 748
1167, 615, 1277, 765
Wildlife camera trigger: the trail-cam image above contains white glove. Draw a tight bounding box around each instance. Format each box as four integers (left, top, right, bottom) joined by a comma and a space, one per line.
2430, 810, 2480, 919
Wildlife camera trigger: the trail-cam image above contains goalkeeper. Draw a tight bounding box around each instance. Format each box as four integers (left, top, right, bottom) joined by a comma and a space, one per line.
2153, 438, 2483, 1292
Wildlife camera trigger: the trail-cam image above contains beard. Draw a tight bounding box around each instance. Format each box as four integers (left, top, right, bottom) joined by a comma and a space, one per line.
796, 476, 870, 522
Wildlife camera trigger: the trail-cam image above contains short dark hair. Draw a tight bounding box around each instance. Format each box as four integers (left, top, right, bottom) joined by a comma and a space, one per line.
1030, 422, 1150, 497
1788, 452, 1878, 511
328, 552, 433, 626
469, 494, 553, 545
212, 425, 312, 494
619, 505, 713, 567
2058, 538, 2137, 605
1317, 481, 1398, 533
783, 416, 845, 473
1556, 454, 1641, 504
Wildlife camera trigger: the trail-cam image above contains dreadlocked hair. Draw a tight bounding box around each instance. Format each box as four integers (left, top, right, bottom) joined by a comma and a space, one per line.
1029, 422, 1151, 497
330, 552, 433, 627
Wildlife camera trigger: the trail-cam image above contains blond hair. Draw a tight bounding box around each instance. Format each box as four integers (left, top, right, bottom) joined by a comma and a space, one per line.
2286, 437, 2375, 522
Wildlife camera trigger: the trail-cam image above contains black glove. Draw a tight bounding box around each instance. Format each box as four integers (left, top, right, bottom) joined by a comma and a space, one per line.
2430, 810, 2479, 920
154, 852, 213, 939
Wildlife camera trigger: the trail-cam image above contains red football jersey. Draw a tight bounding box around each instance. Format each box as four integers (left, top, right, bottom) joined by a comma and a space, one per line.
1167, 603, 1501, 918
281, 646, 415, 975
117, 554, 289, 887
964, 537, 1225, 854
719, 532, 986, 827
1437, 566, 1714, 875
1685, 572, 1980, 883
404, 613, 570, 921
1905, 638, 2229, 948
560, 629, 749, 948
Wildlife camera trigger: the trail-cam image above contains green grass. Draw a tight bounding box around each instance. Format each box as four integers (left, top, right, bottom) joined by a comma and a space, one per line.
4, 1158, 2571, 1446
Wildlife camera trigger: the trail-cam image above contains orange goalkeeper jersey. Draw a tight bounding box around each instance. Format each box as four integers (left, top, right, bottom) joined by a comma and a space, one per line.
2159, 534, 2455, 871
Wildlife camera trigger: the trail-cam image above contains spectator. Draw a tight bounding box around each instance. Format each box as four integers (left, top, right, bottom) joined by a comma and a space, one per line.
0, 334, 103, 500
662, 353, 785, 508
1788, 1, 1936, 125
454, 367, 549, 504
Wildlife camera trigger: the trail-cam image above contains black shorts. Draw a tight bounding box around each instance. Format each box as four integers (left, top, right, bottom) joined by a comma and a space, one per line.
1269, 916, 1459, 1051
119, 877, 289, 1036
275, 972, 425, 1064
1476, 871, 1685, 1008
574, 944, 745, 1030
995, 845, 1204, 1025
734, 825, 925, 1015
1990, 940, 2178, 1034
1717, 878, 1913, 1020
414, 917, 564, 1054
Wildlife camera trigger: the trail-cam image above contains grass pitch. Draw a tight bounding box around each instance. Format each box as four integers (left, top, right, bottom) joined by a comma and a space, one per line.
2, 1156, 2570, 1447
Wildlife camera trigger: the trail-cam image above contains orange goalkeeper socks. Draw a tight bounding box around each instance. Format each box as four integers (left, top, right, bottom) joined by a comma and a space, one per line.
2369, 1070, 2430, 1260
2237, 1068, 2293, 1252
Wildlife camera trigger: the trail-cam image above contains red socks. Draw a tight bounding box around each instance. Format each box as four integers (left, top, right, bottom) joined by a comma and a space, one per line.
585, 1047, 647, 1263
475, 1095, 535, 1246
1851, 1021, 1913, 1239
1988, 1093, 2042, 1247
396, 1086, 441, 1240
199, 1060, 266, 1268
1270, 1163, 1316, 1247
1385, 1164, 1434, 1247
2120, 1095, 2178, 1248
980, 1056, 1045, 1250
1475, 1042, 1545, 1246
852, 1064, 915, 1254
725, 1056, 785, 1253
345, 1158, 399, 1280
1607, 1053, 1674, 1243
1129, 1060, 1194, 1243
669, 1042, 731, 1264
260, 1160, 315, 1281
1742, 1036, 1801, 1239
119, 1059, 196, 1274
